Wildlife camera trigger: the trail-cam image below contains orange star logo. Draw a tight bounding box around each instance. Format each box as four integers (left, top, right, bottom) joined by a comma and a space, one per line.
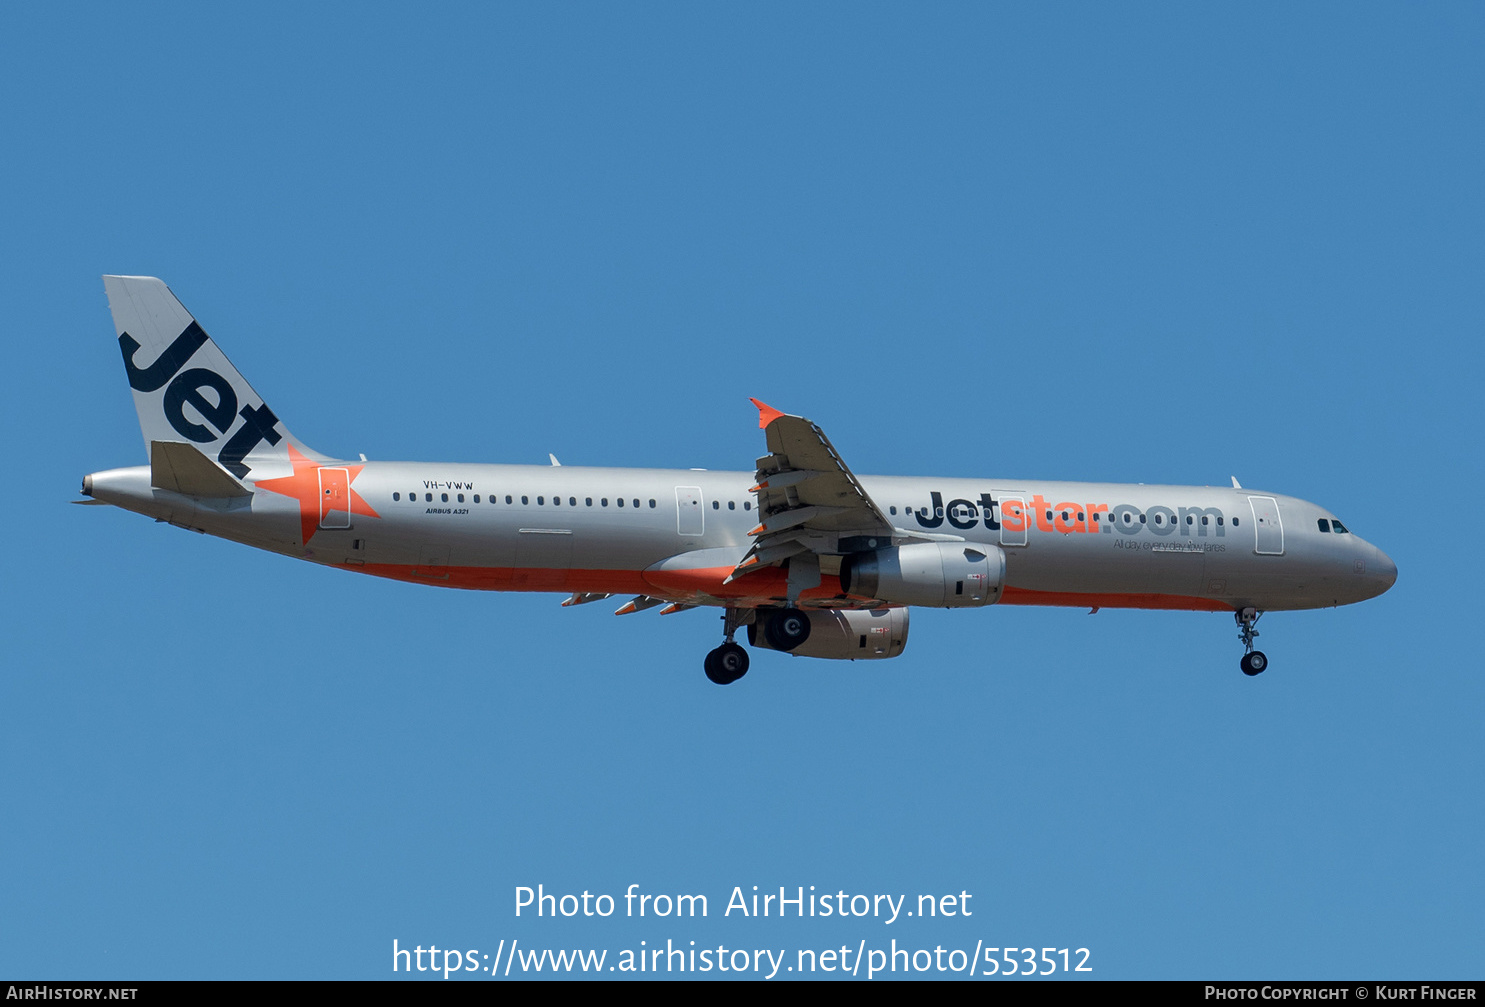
254, 444, 380, 545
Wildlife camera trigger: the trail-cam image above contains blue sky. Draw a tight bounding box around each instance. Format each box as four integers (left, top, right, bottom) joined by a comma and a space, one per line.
2, 3, 1481, 980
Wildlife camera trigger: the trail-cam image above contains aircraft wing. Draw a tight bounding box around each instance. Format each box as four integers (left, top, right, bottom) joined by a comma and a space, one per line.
728, 399, 900, 587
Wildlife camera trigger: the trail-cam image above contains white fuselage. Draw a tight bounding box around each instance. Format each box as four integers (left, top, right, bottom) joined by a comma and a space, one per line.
86, 274, 1399, 677
85, 461, 1397, 614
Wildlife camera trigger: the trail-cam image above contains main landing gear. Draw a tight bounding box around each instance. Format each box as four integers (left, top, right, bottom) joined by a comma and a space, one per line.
1236, 608, 1268, 676
705, 608, 751, 686
704, 607, 815, 685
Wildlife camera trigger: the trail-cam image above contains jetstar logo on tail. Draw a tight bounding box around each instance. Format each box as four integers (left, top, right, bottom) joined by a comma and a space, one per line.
255, 445, 380, 545
119, 322, 282, 477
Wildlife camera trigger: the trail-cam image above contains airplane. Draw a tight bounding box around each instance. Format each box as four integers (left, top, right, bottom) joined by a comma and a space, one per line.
79, 276, 1398, 685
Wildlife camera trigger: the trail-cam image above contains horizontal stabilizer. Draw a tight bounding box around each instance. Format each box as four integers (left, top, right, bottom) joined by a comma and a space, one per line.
151, 441, 253, 498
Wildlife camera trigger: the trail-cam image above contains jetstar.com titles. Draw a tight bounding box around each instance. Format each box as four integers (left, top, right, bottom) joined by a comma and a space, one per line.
912, 490, 1234, 538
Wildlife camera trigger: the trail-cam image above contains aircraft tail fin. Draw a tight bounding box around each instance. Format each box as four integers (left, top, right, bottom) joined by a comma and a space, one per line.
103, 276, 317, 479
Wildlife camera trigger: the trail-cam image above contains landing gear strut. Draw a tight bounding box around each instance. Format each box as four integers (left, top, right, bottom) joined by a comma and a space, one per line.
704, 608, 751, 685
1236, 608, 1268, 676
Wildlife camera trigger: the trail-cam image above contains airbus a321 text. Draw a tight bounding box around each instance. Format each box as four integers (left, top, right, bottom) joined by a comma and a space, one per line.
80, 276, 1397, 684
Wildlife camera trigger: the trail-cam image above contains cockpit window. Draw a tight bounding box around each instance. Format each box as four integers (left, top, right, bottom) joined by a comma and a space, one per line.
1317, 519, 1331, 533
1331, 520, 1349, 534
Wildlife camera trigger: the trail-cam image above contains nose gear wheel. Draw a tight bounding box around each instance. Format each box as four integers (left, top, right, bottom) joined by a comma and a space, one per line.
1235, 608, 1268, 676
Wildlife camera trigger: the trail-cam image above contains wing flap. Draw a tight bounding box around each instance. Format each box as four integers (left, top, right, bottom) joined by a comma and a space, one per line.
731, 400, 895, 583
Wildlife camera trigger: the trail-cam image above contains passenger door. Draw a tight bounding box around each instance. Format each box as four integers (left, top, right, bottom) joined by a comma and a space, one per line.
1247, 496, 1284, 555
318, 467, 350, 528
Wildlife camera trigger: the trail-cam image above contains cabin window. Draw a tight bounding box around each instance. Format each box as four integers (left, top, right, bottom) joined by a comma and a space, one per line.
473, 495, 479, 503
1186, 515, 1193, 524
601, 498, 608, 507
890, 506, 897, 515
537, 496, 545, 505
425, 493, 433, 502
393, 492, 400, 501
1140, 514, 1146, 523
649, 499, 656, 508
743, 502, 751, 510
521, 495, 528, 505
729, 501, 736, 510
570, 497, 576, 506
440, 493, 448, 502
586, 497, 593, 506
457, 494, 464, 503
618, 498, 625, 507
712, 500, 720, 509
1201, 516, 1208, 525
505, 495, 513, 504
1077, 512, 1084, 521
634, 499, 641, 508
1233, 517, 1240, 526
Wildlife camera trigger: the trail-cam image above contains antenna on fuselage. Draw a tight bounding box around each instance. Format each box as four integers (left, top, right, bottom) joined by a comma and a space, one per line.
1231, 476, 1242, 489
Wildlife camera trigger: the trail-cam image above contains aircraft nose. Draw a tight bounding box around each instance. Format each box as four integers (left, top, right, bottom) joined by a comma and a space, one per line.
1371, 545, 1398, 594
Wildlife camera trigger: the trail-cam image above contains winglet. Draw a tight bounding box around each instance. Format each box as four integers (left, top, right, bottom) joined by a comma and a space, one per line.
749, 398, 786, 430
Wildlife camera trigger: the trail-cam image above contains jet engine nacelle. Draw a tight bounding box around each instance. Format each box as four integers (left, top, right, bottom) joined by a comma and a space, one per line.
840, 541, 1006, 607
749, 607, 910, 660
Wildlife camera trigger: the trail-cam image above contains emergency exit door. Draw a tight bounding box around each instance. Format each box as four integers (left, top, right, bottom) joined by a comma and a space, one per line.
676, 486, 704, 536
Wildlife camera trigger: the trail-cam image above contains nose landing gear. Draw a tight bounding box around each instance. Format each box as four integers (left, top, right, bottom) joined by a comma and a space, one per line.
1236, 608, 1267, 676
704, 608, 751, 685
